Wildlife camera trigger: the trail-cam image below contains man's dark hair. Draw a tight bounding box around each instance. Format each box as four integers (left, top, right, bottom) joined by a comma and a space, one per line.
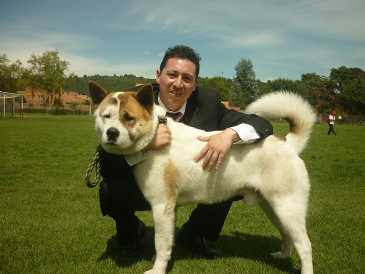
160, 45, 201, 78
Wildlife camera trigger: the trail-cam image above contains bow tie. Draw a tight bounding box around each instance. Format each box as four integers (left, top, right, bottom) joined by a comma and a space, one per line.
166, 112, 182, 121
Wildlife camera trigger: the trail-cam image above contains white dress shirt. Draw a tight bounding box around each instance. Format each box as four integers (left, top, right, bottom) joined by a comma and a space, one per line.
328, 114, 336, 125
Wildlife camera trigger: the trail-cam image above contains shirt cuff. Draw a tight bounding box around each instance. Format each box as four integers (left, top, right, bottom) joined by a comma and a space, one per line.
230, 123, 260, 144
124, 151, 146, 166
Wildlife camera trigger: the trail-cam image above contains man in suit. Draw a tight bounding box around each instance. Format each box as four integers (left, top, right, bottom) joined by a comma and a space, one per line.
97, 45, 273, 258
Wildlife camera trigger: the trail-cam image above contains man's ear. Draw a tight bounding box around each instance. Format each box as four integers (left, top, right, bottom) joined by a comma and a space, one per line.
136, 84, 154, 113
88, 81, 108, 104
155, 69, 161, 84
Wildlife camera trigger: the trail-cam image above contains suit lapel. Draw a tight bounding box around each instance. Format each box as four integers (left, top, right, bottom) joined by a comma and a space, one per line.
180, 100, 195, 125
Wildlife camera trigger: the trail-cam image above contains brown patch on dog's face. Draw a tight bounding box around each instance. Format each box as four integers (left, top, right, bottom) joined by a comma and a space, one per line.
164, 159, 179, 205
118, 92, 151, 127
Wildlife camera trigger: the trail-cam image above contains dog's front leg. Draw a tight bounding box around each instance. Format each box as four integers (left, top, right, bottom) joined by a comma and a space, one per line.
144, 203, 175, 274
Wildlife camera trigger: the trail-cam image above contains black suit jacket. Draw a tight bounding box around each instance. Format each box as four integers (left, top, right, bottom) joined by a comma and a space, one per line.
99, 85, 273, 215
168, 85, 272, 138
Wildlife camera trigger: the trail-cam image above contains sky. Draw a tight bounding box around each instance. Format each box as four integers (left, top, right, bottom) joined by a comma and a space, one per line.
1, 0, 364, 81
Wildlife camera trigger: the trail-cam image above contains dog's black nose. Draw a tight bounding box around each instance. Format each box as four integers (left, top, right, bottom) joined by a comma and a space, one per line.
106, 127, 119, 142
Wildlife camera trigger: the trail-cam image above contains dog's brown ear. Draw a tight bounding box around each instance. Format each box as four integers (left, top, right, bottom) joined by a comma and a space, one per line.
89, 81, 108, 104
136, 84, 154, 113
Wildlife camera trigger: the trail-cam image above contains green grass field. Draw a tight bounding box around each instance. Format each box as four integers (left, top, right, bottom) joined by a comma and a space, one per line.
1, 115, 364, 274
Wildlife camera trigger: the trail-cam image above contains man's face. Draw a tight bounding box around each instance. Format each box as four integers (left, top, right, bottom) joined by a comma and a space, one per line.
156, 57, 197, 111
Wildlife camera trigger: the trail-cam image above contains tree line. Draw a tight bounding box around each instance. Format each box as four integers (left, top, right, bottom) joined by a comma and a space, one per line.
1, 51, 364, 115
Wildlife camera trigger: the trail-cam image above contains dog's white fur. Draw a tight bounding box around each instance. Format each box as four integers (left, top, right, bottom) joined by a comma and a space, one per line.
90, 82, 315, 274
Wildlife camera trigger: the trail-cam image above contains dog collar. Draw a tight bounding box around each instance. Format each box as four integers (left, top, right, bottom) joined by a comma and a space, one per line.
158, 115, 167, 124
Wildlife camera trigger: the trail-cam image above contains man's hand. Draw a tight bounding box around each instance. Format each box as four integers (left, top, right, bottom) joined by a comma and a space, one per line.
145, 124, 171, 151
194, 128, 239, 171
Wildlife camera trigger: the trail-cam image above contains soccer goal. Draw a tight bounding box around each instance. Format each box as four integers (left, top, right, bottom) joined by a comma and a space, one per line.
0, 91, 24, 118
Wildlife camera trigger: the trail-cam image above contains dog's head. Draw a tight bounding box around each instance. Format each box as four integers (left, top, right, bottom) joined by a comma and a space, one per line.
89, 81, 157, 155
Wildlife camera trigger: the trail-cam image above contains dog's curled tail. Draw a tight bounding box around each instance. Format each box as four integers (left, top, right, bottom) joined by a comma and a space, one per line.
245, 92, 316, 154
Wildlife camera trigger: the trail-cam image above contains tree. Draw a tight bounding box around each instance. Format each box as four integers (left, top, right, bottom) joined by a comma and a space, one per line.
265, 78, 297, 92
233, 58, 257, 107
26, 51, 69, 110
299, 73, 332, 114
0, 53, 25, 92
199, 76, 233, 101
330, 66, 365, 114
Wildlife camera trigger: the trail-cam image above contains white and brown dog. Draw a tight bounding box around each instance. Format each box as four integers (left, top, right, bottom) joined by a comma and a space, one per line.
89, 81, 315, 274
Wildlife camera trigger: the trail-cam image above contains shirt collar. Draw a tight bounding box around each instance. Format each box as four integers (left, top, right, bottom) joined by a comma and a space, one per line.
158, 95, 187, 118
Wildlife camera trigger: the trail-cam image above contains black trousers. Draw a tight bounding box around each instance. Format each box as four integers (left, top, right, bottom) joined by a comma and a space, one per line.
98, 146, 232, 244
328, 124, 336, 135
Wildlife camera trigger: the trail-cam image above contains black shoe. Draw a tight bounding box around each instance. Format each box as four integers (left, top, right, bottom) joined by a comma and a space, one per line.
176, 225, 221, 259
117, 220, 146, 257
119, 242, 141, 258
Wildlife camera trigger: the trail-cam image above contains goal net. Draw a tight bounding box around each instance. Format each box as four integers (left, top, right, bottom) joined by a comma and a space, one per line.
0, 91, 24, 118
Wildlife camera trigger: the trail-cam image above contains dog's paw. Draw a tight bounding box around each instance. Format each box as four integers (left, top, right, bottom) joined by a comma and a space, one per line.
144, 269, 164, 274
271, 251, 290, 259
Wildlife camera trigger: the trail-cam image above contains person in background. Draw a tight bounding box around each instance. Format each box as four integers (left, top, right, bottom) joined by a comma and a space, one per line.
328, 110, 336, 135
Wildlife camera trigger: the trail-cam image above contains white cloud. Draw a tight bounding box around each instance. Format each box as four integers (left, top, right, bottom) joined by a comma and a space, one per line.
0, 30, 155, 78
223, 33, 282, 47
284, 0, 365, 41
62, 53, 154, 77
0, 31, 99, 63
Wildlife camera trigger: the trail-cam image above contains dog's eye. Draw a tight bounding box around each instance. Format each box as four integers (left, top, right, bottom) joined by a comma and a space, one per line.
123, 112, 135, 122
103, 114, 111, 119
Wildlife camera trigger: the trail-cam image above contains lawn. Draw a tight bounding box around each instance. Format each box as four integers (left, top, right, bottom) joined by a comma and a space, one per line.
0, 115, 364, 274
